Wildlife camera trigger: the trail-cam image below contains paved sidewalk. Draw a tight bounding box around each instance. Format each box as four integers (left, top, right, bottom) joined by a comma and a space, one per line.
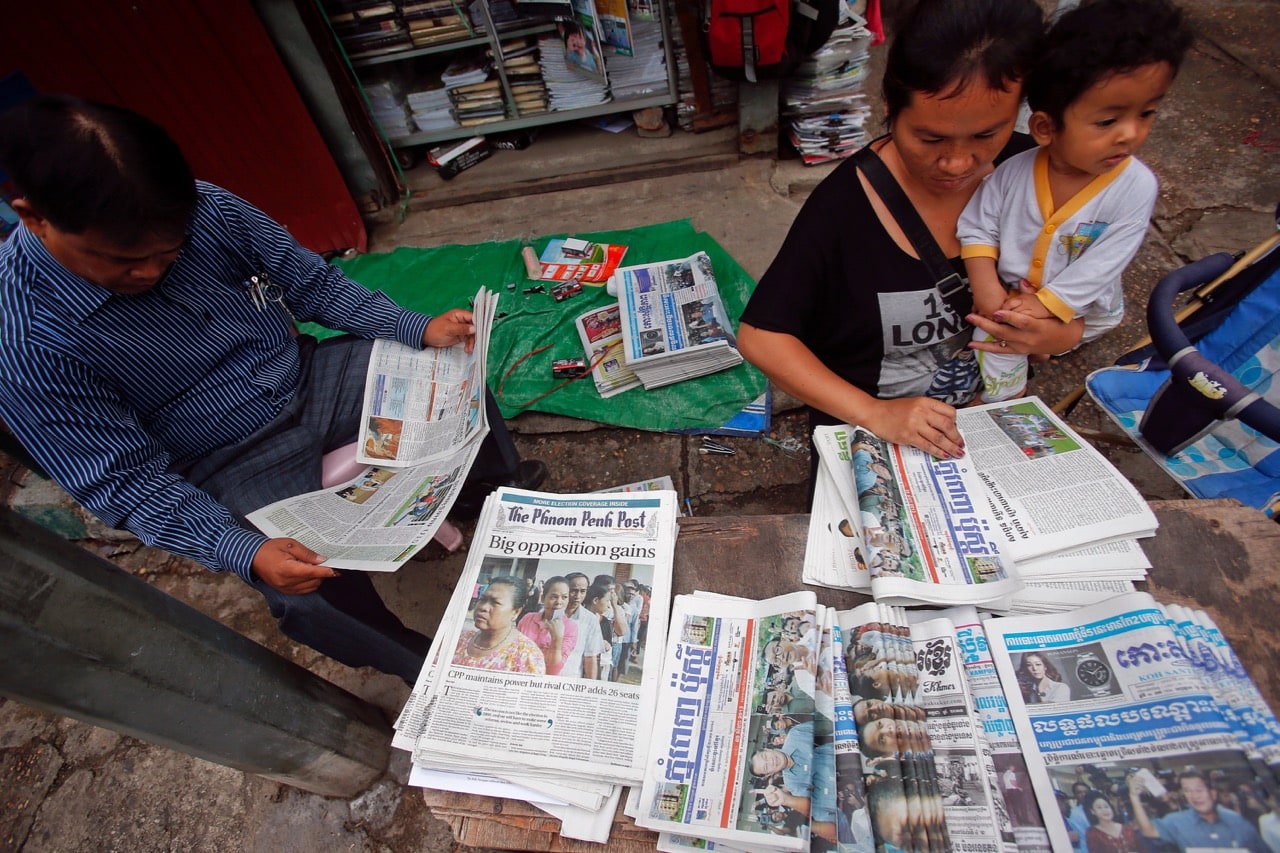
2, 2, 1278, 849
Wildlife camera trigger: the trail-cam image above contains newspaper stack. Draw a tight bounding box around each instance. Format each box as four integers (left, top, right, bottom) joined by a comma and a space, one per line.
782, 13, 873, 165
246, 288, 498, 570
637, 592, 857, 851
574, 303, 642, 398
607, 251, 744, 391
804, 397, 1158, 613
603, 16, 667, 100
393, 487, 680, 843
982, 592, 1280, 851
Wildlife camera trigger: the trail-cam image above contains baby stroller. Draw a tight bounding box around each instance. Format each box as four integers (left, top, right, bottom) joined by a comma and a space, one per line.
1082, 216, 1280, 516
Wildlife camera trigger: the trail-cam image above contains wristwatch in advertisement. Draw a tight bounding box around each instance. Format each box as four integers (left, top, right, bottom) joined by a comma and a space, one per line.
1075, 651, 1113, 696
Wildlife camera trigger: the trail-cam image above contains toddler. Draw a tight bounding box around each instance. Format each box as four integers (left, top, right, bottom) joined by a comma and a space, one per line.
958, 0, 1193, 403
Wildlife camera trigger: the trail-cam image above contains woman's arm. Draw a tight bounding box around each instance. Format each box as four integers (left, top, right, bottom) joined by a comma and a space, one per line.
739, 323, 965, 458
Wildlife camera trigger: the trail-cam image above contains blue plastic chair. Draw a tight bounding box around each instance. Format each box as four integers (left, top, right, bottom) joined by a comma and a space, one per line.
1085, 228, 1280, 515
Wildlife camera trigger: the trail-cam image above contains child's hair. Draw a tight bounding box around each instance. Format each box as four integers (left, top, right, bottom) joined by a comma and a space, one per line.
1025, 0, 1193, 126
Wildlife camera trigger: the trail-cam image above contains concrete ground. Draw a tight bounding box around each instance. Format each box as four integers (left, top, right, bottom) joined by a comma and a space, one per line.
2, 2, 1278, 850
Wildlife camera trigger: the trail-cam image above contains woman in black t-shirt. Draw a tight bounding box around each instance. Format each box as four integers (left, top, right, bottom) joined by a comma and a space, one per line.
740, 0, 1085, 469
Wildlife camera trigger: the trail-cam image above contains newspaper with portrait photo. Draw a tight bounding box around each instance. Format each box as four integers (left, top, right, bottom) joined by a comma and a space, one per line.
636, 591, 837, 851
393, 486, 678, 796
984, 591, 1280, 852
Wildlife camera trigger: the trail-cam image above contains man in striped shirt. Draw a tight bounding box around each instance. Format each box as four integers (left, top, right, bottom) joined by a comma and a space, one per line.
0, 95, 544, 684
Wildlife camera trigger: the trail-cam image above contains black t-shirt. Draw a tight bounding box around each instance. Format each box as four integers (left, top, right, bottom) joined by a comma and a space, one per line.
742, 134, 1035, 423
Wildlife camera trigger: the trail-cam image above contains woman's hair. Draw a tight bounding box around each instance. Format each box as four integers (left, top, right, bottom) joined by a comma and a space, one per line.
882, 0, 1043, 124
485, 575, 529, 612
0, 94, 196, 245
1026, 0, 1193, 126
1081, 791, 1114, 825
1017, 651, 1063, 682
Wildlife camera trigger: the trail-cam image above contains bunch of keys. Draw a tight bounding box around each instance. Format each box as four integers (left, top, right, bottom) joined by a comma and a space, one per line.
247, 271, 295, 322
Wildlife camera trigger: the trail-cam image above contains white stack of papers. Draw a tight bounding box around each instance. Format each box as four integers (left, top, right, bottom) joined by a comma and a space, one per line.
538, 33, 610, 110
783, 15, 874, 164
406, 83, 458, 132
803, 397, 1158, 614
608, 251, 743, 390
394, 487, 680, 844
603, 18, 667, 100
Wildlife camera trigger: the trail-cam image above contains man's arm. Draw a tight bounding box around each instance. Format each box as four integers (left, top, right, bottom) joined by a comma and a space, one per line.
1129, 783, 1160, 839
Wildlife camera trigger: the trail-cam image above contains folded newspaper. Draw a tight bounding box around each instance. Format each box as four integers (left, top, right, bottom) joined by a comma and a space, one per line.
608, 251, 743, 390
246, 288, 497, 571
985, 592, 1280, 852
394, 487, 679, 822
804, 397, 1157, 612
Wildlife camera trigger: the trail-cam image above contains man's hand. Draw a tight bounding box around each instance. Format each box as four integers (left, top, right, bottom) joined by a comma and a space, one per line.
252, 538, 336, 595
424, 309, 476, 353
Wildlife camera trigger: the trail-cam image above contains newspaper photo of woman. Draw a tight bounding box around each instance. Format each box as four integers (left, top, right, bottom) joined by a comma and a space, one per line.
1016, 651, 1071, 704
451, 575, 546, 674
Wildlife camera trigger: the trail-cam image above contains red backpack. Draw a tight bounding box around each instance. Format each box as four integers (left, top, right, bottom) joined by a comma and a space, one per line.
705, 0, 838, 82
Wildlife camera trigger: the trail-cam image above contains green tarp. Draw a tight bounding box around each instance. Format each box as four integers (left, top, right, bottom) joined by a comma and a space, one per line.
305, 219, 766, 432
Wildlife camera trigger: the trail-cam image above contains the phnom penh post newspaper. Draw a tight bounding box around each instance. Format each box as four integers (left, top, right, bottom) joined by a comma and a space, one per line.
395, 487, 678, 785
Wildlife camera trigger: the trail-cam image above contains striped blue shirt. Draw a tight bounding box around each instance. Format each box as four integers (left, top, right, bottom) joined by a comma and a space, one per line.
0, 182, 432, 581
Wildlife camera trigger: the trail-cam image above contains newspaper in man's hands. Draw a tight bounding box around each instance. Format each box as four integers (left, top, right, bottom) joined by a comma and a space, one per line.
245, 288, 497, 571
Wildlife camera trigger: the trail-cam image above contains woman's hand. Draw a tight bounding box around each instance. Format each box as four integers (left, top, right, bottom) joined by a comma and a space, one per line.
545, 613, 565, 641
860, 397, 965, 459
423, 309, 476, 352
967, 281, 1084, 357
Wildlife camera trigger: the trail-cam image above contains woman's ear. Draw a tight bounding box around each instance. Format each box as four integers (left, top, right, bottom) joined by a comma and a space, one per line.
1027, 111, 1057, 147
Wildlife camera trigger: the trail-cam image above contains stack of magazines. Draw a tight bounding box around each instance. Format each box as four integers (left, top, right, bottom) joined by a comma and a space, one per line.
804, 396, 1159, 614
782, 13, 874, 165
393, 486, 680, 840
606, 251, 744, 390
634, 589, 1280, 853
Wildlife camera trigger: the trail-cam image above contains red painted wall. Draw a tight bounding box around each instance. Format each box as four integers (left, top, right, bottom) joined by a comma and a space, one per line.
2, 0, 367, 253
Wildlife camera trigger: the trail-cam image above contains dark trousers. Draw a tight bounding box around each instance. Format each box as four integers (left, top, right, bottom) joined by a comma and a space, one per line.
181, 335, 519, 683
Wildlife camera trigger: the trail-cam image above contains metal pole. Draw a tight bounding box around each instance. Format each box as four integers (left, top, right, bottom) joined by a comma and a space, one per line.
0, 508, 392, 797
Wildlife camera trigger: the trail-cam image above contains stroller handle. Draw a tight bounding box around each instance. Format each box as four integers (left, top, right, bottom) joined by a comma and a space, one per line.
1145, 251, 1280, 447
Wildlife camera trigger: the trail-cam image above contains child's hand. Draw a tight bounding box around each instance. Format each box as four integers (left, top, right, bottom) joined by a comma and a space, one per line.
972, 289, 1006, 319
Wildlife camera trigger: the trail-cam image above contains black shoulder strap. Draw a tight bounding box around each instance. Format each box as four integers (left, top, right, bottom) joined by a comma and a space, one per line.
852, 141, 966, 302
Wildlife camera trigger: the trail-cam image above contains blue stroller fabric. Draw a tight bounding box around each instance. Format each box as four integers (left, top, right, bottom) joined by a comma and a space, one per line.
1086, 242, 1280, 514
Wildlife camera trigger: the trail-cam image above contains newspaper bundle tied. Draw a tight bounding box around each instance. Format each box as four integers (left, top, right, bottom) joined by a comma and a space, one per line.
246, 287, 497, 571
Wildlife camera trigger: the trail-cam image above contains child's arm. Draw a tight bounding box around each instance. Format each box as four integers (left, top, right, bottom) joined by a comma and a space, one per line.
998, 286, 1057, 321
964, 256, 1008, 319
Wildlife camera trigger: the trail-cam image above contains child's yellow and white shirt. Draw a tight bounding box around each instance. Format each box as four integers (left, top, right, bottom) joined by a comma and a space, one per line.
957, 147, 1157, 343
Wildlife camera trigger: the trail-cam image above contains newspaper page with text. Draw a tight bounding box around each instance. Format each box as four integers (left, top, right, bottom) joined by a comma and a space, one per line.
245, 288, 497, 571
817, 424, 1023, 608
355, 287, 495, 467
985, 592, 1272, 852
957, 398, 1158, 561
636, 591, 825, 851
396, 487, 678, 784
